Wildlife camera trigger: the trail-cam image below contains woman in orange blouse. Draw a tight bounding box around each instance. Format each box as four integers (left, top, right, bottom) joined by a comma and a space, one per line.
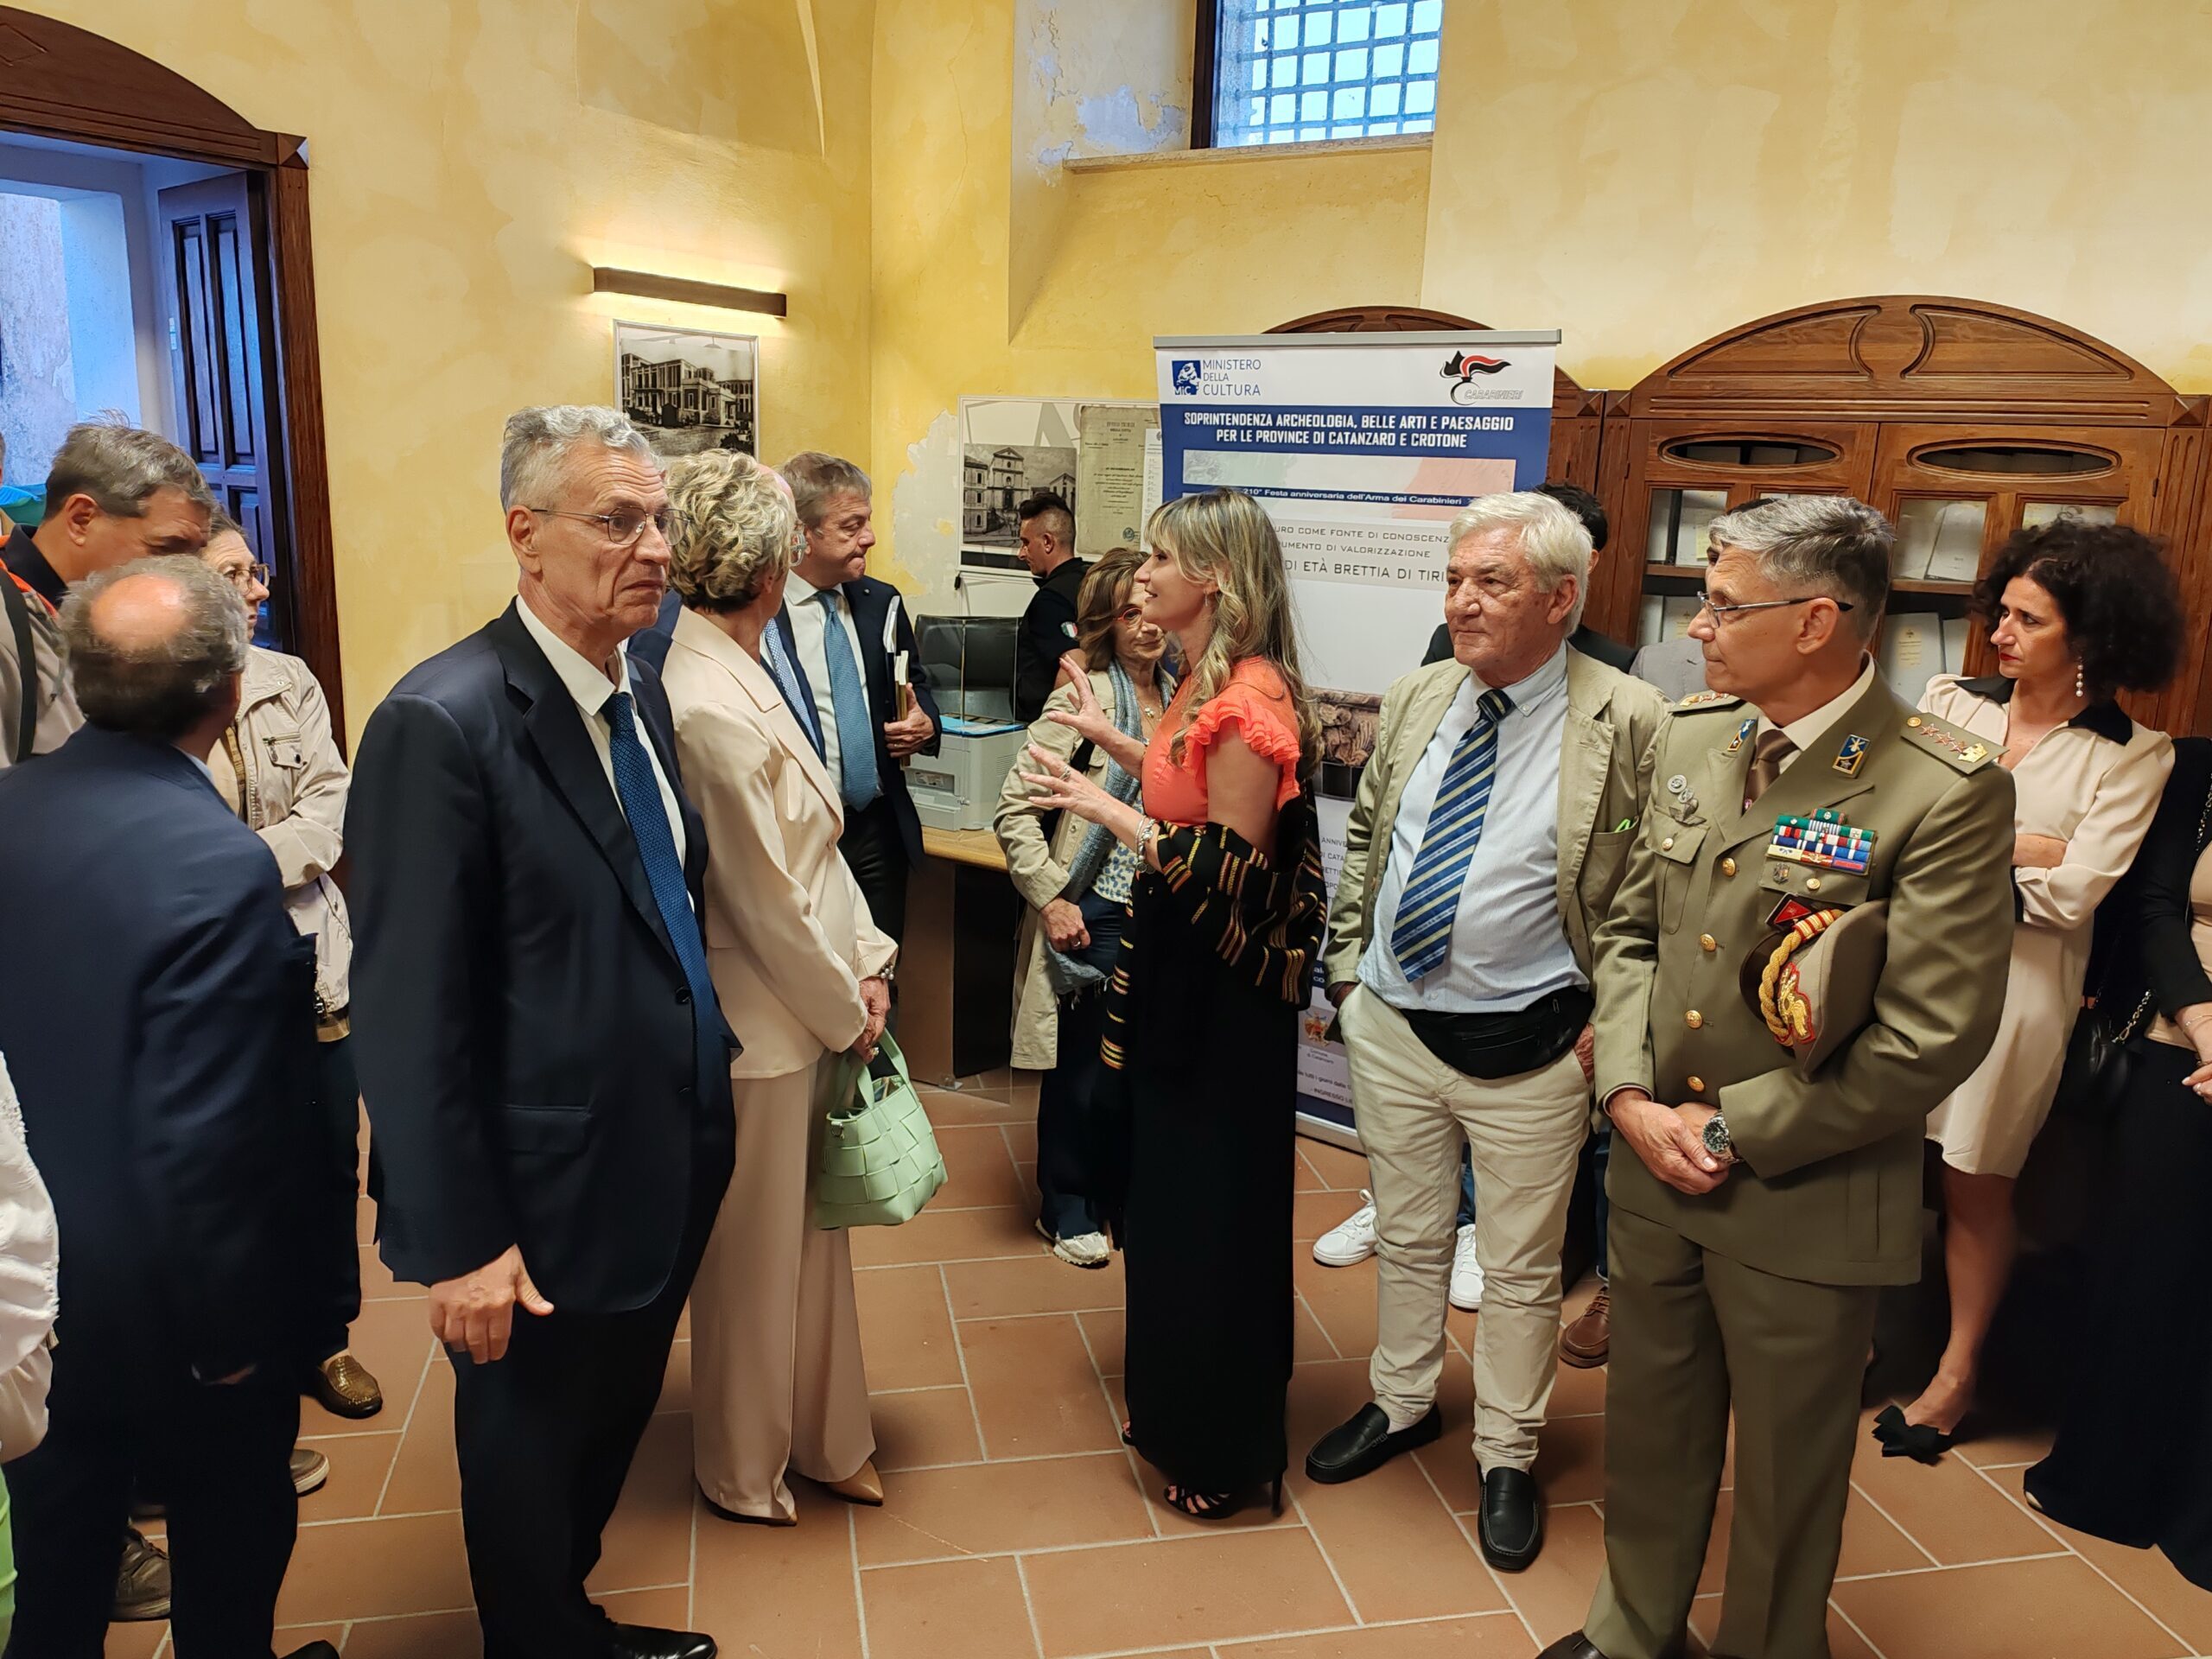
1021, 488, 1325, 1521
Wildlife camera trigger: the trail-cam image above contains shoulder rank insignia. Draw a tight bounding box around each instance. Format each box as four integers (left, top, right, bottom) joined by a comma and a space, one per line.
1901, 712, 2000, 773
1833, 733, 1871, 777
1671, 689, 1743, 715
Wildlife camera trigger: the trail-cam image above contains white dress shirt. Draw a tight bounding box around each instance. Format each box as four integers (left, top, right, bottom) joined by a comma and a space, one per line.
1359, 645, 1585, 1014
784, 569, 870, 789
1754, 654, 1879, 779
0, 1052, 59, 1394
518, 595, 688, 868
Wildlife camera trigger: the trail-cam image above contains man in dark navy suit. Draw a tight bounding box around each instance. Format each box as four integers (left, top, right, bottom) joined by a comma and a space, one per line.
0, 556, 329, 1659
770, 452, 939, 944
346, 406, 734, 1659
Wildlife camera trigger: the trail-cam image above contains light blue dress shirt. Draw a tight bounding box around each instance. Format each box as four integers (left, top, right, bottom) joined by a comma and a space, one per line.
1357, 644, 1584, 1014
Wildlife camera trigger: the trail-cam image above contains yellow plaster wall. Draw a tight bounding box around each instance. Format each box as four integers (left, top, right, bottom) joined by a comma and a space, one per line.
870, 0, 1432, 601
48, 0, 875, 740
1420, 0, 2212, 396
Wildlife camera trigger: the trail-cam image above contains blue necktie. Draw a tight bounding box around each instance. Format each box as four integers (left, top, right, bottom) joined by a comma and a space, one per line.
816, 589, 880, 810
1391, 687, 1513, 982
606, 691, 723, 1087
762, 620, 823, 760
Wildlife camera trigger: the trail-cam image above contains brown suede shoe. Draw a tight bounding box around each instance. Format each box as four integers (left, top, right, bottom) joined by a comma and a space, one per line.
1560, 1285, 1611, 1369
309, 1349, 385, 1418
112, 1528, 172, 1622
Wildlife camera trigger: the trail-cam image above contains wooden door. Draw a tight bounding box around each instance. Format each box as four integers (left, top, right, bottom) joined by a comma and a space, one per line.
159, 173, 281, 645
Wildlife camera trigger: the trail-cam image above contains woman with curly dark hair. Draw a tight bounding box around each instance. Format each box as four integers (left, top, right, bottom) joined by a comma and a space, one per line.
1875, 517, 2179, 1461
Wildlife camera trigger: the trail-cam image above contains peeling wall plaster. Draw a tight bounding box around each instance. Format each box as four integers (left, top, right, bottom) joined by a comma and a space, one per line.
1021, 0, 1190, 174
882, 404, 961, 598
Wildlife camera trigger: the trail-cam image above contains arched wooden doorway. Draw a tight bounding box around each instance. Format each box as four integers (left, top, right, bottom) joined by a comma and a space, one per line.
0, 6, 344, 732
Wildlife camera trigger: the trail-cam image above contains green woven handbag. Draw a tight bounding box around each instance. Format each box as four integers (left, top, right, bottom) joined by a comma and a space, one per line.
814, 1033, 947, 1229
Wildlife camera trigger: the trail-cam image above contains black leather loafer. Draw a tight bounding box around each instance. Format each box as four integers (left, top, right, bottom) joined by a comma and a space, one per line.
1478, 1465, 1545, 1571
1535, 1637, 1607, 1659
607, 1625, 716, 1659
1304, 1402, 1441, 1484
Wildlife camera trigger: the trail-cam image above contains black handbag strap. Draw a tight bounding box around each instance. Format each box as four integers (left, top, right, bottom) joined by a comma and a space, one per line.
3, 574, 38, 766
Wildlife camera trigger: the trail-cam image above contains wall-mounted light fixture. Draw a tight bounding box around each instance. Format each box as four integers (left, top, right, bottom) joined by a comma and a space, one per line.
590, 266, 788, 318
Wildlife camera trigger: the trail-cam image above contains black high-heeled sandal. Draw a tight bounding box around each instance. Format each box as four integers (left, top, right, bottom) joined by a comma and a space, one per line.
1872, 1402, 1961, 1463
1163, 1476, 1286, 1522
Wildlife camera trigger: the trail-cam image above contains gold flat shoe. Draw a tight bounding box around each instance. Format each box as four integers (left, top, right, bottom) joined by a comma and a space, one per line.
821, 1459, 884, 1506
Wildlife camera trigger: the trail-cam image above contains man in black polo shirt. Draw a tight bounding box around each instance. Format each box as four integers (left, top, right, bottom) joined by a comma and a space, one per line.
2, 422, 213, 773
1013, 492, 1087, 721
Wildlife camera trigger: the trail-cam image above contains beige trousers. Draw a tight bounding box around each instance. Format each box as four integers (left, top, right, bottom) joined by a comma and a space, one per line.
1340, 984, 1589, 1472
690, 1057, 875, 1522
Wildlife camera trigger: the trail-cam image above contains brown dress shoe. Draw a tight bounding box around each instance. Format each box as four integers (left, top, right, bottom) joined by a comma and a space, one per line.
1560, 1285, 1611, 1369
112, 1528, 172, 1621
309, 1349, 385, 1418
821, 1458, 884, 1506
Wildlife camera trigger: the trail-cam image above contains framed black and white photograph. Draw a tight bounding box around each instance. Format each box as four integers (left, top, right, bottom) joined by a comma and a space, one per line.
613, 320, 759, 460
958, 396, 1079, 570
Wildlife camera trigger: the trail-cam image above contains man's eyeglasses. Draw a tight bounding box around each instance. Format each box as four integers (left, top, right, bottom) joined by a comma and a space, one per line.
216, 562, 271, 593
1696, 594, 1854, 626
527, 505, 683, 549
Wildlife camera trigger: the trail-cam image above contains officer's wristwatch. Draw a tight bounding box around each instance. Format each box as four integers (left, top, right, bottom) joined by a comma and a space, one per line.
1700, 1110, 1735, 1165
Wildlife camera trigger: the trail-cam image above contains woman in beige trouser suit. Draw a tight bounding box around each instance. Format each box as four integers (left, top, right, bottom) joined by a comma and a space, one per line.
660, 452, 895, 1523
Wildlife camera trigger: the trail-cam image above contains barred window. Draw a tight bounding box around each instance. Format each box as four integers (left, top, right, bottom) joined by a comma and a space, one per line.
1207, 0, 1443, 148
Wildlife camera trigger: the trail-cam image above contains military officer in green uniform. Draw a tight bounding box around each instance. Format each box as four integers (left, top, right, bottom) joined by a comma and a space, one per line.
1539, 497, 2017, 1659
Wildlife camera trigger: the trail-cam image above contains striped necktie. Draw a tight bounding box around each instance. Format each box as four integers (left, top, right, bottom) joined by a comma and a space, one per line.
1390, 686, 1513, 982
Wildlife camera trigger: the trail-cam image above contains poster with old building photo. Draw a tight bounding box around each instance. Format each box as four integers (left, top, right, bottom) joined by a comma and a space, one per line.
959, 396, 1078, 571
614, 321, 759, 461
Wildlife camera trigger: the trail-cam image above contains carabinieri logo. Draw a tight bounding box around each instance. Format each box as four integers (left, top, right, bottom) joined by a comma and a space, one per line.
1441, 350, 1510, 380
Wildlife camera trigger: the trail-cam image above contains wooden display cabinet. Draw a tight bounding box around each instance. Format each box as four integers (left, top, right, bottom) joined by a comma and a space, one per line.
1592, 296, 2211, 734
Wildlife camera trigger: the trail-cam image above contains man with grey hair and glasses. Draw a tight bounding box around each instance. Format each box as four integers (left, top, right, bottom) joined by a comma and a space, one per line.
348, 406, 731, 1659
1306, 492, 1663, 1572
2, 420, 214, 772
0, 556, 333, 1659
1541, 497, 2016, 1659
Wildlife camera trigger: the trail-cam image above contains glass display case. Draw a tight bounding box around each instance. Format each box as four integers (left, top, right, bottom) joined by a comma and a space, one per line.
1590, 296, 2210, 734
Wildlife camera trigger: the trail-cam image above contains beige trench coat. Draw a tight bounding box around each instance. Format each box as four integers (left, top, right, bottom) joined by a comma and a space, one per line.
992, 671, 1121, 1072
207, 646, 353, 1014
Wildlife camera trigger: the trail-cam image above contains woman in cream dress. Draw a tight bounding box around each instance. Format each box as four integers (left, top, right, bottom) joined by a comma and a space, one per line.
1884, 520, 2180, 1454
659, 451, 894, 1523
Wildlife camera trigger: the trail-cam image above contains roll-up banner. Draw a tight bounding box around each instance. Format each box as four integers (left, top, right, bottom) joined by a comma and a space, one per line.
1154, 331, 1560, 1146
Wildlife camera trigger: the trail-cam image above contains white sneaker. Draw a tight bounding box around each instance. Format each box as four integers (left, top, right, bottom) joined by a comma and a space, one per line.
1313, 1191, 1378, 1267
1037, 1220, 1111, 1268
1449, 1222, 1484, 1311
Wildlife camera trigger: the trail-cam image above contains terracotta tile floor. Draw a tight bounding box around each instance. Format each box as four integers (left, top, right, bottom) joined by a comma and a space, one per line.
109, 1071, 2212, 1657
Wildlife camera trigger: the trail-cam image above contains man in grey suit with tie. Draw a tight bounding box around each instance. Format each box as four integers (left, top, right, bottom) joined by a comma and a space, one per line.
1306, 491, 1663, 1571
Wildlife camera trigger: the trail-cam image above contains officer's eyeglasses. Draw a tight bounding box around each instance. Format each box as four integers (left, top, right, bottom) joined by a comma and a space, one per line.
1696, 594, 1854, 627
216, 562, 271, 593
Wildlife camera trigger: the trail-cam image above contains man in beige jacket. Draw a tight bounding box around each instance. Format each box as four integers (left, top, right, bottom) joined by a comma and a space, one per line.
1308, 492, 1662, 1573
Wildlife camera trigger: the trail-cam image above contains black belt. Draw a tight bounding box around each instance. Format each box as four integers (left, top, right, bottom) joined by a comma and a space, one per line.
1398, 985, 1593, 1081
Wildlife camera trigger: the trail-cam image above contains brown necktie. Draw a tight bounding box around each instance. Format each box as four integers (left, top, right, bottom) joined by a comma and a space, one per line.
1745, 728, 1797, 807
